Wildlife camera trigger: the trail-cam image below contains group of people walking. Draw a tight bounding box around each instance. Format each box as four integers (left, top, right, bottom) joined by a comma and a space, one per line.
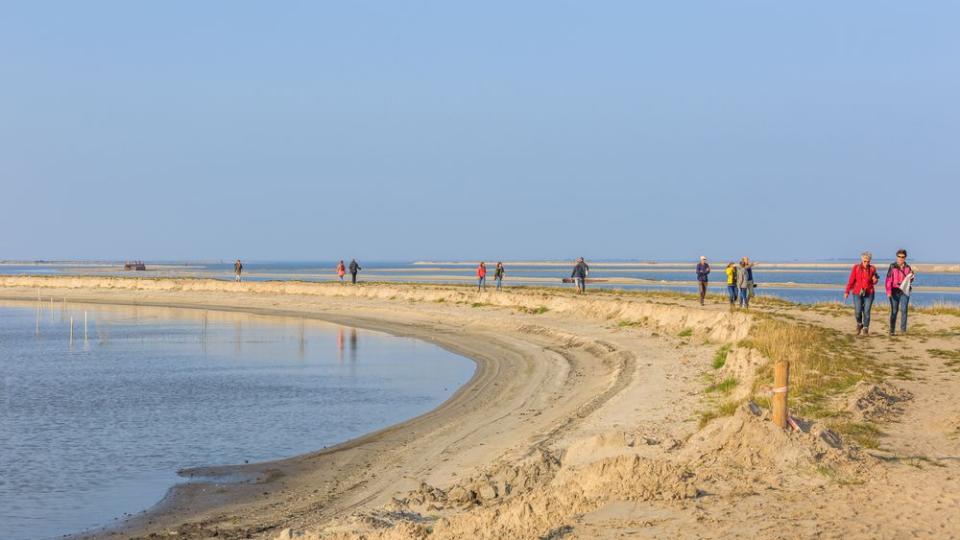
234, 259, 364, 284
234, 251, 918, 336
476, 261, 505, 291
695, 249, 916, 336
336, 259, 362, 284
844, 250, 915, 336
476, 257, 590, 293
696, 256, 756, 307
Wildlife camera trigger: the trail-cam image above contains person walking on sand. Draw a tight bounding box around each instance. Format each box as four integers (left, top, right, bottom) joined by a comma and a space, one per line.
725, 263, 738, 306
737, 258, 754, 308
737, 257, 757, 307
349, 259, 361, 284
494, 262, 505, 291
336, 260, 346, 285
234, 259, 243, 282
477, 261, 487, 291
885, 249, 916, 336
695, 256, 710, 305
844, 251, 879, 336
571, 257, 590, 294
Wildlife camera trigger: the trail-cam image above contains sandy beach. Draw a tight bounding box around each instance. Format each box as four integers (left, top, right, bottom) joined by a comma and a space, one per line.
2, 276, 959, 539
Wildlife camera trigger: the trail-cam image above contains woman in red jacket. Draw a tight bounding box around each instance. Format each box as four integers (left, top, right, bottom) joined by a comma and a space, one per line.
477, 262, 487, 292
843, 251, 879, 336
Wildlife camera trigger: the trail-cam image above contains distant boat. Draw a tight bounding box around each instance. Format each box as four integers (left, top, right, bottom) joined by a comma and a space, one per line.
123, 261, 147, 271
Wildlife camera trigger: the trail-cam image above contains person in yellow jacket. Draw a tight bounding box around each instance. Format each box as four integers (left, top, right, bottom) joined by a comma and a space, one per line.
724, 263, 738, 305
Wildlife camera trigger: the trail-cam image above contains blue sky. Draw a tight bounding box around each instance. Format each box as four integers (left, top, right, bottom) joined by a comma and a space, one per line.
1, 2, 956, 261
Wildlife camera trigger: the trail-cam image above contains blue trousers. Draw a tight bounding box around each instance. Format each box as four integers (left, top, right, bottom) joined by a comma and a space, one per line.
727, 285, 738, 303
478, 276, 486, 291
853, 293, 875, 328
889, 289, 910, 332
739, 287, 750, 307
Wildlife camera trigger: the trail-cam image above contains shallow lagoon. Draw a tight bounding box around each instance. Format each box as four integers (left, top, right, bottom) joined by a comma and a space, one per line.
0, 301, 473, 540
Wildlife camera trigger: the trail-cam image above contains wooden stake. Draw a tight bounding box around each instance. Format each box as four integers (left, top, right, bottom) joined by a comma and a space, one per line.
70, 316, 75, 344
84, 311, 88, 341
772, 361, 790, 429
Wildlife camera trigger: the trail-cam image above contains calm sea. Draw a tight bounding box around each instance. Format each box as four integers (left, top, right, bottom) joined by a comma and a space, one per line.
0, 301, 473, 540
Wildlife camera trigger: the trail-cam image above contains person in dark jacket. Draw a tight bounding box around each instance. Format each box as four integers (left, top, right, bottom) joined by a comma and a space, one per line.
349, 259, 361, 284
494, 262, 505, 291
696, 256, 710, 305
571, 257, 589, 294
234, 259, 243, 283
844, 251, 879, 335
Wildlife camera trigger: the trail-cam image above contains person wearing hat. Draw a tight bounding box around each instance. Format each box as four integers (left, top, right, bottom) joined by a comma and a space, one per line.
695, 256, 711, 306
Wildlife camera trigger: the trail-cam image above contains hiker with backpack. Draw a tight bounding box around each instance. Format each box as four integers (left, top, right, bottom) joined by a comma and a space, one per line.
885, 249, 916, 336
844, 252, 879, 336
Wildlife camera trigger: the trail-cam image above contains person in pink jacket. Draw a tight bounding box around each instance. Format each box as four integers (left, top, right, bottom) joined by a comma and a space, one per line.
885, 249, 916, 335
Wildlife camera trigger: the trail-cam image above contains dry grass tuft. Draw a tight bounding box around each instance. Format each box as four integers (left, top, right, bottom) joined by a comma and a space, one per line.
741, 316, 876, 419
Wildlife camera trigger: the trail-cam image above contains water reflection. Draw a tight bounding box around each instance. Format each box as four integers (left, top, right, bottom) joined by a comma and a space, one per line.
298, 319, 306, 359
0, 299, 474, 540
350, 328, 358, 363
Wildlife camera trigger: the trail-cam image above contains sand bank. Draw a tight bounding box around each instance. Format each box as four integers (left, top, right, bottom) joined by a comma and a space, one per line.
2, 276, 959, 539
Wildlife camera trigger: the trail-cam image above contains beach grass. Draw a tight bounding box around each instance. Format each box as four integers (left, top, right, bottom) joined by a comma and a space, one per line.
741, 315, 877, 420
712, 344, 731, 369
705, 377, 738, 394
698, 400, 741, 427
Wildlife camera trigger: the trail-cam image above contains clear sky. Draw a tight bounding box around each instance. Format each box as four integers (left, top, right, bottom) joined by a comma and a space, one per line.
1, 2, 956, 262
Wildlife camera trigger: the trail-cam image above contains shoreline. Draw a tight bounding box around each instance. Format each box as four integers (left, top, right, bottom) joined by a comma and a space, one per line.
0, 291, 495, 539
3, 276, 960, 539
1, 277, 657, 539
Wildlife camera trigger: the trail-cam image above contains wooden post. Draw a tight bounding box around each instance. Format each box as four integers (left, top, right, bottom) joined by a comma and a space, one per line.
70, 316, 75, 344
84, 311, 88, 341
772, 361, 790, 429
